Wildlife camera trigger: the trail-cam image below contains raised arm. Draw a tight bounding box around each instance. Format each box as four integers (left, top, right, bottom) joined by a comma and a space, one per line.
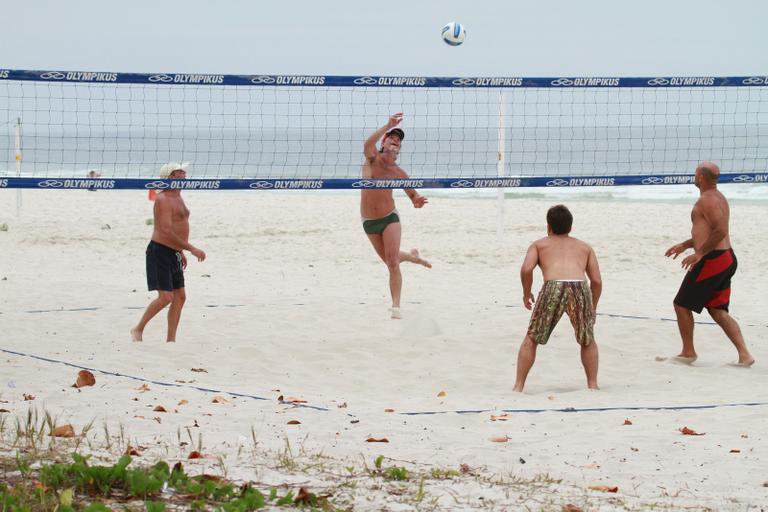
520, 243, 539, 310
364, 112, 403, 159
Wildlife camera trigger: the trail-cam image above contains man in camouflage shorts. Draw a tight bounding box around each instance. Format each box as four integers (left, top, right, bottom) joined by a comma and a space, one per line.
513, 205, 603, 392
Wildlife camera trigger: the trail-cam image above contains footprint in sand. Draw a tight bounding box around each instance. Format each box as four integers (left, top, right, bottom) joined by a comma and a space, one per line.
654, 355, 697, 365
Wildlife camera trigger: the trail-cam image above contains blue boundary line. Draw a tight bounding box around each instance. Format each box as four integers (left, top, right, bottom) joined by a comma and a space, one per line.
6, 304, 767, 328
2, 347, 766, 416
0, 347, 329, 412
13, 305, 245, 314
398, 401, 768, 416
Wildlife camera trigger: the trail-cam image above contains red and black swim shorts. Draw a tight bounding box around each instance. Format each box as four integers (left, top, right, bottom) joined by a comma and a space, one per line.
674, 249, 737, 313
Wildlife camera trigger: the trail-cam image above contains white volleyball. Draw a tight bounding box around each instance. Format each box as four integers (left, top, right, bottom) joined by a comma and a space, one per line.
441, 22, 466, 46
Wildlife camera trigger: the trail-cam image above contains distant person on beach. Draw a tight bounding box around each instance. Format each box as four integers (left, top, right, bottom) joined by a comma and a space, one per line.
131, 162, 206, 343
360, 113, 431, 319
664, 161, 755, 366
513, 205, 602, 392
86, 170, 100, 191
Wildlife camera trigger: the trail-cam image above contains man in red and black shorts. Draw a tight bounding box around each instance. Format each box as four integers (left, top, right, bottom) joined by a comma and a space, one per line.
665, 162, 754, 366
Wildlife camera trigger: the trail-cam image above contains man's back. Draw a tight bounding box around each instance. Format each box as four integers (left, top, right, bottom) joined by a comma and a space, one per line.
691, 189, 731, 251
535, 235, 593, 281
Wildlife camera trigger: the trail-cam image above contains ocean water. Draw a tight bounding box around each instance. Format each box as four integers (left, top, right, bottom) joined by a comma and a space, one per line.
2, 128, 766, 202
428, 182, 768, 203
3, 126, 767, 181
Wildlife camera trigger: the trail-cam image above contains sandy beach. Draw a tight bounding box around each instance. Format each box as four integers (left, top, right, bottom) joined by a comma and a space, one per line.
1, 188, 766, 510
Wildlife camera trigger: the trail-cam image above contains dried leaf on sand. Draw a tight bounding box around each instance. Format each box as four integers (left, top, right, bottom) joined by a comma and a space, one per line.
589, 485, 618, 493
51, 424, 75, 438
73, 370, 96, 388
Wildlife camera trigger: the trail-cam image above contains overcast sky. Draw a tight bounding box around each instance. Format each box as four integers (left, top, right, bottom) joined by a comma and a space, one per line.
3, 0, 766, 77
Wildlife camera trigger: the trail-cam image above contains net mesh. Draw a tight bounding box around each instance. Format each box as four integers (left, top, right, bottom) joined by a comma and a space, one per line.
2, 71, 767, 188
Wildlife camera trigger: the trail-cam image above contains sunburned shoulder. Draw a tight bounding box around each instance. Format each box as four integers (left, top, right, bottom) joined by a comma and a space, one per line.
572, 237, 595, 253
701, 189, 727, 204
538, 235, 592, 251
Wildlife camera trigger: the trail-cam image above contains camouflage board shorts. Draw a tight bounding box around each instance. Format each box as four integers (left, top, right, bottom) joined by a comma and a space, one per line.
526, 280, 595, 346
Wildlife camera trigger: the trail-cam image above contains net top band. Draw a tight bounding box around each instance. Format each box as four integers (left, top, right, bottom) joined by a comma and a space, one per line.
1, 69, 767, 88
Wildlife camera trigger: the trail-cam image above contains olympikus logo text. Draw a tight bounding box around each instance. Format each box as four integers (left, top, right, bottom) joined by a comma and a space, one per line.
377, 77, 427, 86
569, 178, 615, 186
273, 180, 324, 189
0, 179, 8, 187
64, 72, 118, 82
275, 76, 325, 85
551, 78, 619, 86
171, 180, 221, 189
38, 179, 116, 189
658, 176, 694, 184
0, 70, 9, 79
173, 74, 224, 84
474, 179, 521, 187
374, 179, 424, 187
572, 78, 619, 86
473, 77, 523, 86
669, 77, 715, 86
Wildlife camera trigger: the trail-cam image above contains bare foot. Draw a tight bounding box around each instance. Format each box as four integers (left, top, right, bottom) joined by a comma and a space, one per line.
130, 327, 143, 342
166, 339, 176, 343
390, 307, 402, 320
409, 249, 432, 268
727, 358, 755, 368
655, 355, 697, 364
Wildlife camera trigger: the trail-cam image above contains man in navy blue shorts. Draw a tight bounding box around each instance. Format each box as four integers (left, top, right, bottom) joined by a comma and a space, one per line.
665, 162, 754, 366
131, 162, 206, 343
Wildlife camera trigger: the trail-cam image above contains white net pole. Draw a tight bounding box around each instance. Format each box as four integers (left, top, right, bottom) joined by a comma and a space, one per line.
496, 91, 506, 242
14, 117, 22, 215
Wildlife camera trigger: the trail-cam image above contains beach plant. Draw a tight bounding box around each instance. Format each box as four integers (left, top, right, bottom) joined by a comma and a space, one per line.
430, 467, 460, 479
277, 437, 298, 471
385, 466, 409, 481
370, 455, 409, 481
0, 450, 331, 510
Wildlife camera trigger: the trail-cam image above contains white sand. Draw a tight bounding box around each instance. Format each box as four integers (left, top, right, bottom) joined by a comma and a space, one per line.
1, 189, 766, 509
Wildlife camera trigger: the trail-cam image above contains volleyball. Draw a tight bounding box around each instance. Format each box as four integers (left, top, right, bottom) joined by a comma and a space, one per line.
441, 22, 466, 46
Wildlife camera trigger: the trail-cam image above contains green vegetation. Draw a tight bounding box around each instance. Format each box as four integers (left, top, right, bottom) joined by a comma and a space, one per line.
0, 453, 328, 511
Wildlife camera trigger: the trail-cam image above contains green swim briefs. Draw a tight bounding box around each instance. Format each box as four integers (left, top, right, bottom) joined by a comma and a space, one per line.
363, 212, 400, 235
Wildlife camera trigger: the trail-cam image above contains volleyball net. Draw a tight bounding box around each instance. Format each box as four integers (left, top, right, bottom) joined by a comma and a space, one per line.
1, 69, 767, 190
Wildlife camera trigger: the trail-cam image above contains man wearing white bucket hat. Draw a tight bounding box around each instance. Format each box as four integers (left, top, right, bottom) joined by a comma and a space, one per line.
131, 162, 206, 342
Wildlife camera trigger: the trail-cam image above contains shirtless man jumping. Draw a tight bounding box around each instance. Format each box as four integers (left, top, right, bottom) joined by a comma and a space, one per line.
131, 162, 206, 342
513, 205, 602, 392
361, 113, 431, 319
664, 161, 754, 366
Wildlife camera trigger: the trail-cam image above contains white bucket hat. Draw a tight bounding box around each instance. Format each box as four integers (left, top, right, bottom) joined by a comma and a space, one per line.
159, 161, 190, 179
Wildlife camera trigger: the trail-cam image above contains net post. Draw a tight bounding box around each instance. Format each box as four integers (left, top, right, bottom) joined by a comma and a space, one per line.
14, 117, 22, 216
496, 91, 506, 243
